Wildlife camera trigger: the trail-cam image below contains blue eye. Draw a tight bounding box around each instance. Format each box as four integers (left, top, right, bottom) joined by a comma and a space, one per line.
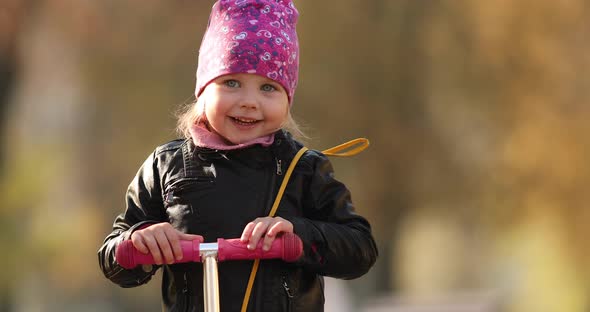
224, 80, 240, 88
261, 84, 276, 92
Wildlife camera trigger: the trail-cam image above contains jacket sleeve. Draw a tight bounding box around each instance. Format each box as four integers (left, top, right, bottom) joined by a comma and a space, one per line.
286, 152, 378, 280
97, 151, 166, 287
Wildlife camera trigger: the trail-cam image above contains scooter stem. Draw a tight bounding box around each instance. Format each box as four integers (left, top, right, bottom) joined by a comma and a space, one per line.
202, 251, 220, 312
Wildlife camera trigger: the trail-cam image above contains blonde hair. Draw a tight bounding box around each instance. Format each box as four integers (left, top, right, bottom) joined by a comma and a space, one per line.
175, 96, 308, 143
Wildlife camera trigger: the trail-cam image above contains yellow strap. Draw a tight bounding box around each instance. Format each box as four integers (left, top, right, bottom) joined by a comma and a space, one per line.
268, 147, 308, 218
321, 138, 370, 157
240, 138, 368, 311
240, 146, 308, 312
240, 259, 260, 312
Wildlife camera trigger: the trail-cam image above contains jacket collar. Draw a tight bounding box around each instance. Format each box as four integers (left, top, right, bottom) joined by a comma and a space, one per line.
187, 130, 302, 168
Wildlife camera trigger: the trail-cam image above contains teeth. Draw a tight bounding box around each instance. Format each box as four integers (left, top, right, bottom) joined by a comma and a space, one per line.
233, 117, 258, 124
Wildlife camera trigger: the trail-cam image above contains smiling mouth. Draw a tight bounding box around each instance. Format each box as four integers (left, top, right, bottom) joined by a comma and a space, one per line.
230, 116, 261, 125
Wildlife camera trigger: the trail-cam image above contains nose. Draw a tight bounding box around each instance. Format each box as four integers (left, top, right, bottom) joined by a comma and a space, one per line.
238, 89, 260, 110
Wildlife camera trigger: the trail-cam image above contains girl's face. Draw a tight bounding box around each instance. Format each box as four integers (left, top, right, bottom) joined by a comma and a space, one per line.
200, 73, 289, 145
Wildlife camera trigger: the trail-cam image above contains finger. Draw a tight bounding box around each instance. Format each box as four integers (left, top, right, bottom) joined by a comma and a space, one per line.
262, 233, 276, 252
248, 220, 270, 250
266, 219, 293, 238
180, 233, 204, 243
131, 233, 149, 255
143, 235, 163, 265
241, 222, 256, 243
164, 229, 182, 261
263, 220, 291, 251
154, 231, 175, 264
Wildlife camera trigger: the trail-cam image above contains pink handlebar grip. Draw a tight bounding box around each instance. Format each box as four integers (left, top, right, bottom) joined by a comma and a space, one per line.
115, 239, 201, 269
217, 232, 303, 262
115, 233, 303, 269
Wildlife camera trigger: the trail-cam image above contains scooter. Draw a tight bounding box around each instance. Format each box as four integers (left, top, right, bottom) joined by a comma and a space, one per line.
116, 233, 303, 312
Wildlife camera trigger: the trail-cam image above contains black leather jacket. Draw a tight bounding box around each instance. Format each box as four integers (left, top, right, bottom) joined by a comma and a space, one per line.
98, 130, 378, 312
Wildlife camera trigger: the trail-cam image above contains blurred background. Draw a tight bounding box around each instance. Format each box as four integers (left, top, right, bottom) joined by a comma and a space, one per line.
1, 0, 589, 311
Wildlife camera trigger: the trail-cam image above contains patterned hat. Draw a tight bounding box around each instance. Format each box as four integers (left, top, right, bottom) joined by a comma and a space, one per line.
195, 0, 300, 104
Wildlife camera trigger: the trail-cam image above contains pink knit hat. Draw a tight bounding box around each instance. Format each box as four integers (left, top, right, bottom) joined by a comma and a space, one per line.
195, 0, 300, 104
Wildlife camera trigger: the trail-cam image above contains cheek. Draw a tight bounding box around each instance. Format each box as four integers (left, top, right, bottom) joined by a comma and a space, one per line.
203, 97, 226, 122
205, 106, 224, 126
200, 87, 228, 121
280, 102, 290, 118
267, 96, 289, 121
270, 105, 289, 124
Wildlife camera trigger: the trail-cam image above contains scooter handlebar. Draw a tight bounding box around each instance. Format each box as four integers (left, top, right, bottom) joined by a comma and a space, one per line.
217, 232, 303, 262
115, 233, 303, 269
115, 239, 200, 269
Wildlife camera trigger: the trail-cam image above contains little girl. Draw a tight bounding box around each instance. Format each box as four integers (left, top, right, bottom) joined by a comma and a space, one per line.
98, 1, 378, 311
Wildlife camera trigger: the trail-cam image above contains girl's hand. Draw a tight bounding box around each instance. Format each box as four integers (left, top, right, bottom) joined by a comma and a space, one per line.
240, 217, 293, 251
130, 222, 204, 265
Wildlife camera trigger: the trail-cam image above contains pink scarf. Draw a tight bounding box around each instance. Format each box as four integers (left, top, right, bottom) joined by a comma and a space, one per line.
189, 123, 275, 150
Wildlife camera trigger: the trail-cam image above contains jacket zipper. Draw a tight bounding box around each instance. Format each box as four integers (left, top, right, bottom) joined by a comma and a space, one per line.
261, 156, 280, 216
282, 275, 293, 311
183, 272, 191, 312
182, 272, 189, 295
276, 158, 283, 175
